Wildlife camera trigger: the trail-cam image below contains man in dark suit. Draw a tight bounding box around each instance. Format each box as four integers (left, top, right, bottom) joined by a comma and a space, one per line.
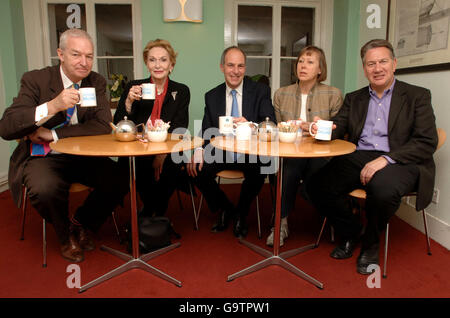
0, 29, 128, 263
308, 39, 438, 274
187, 46, 275, 237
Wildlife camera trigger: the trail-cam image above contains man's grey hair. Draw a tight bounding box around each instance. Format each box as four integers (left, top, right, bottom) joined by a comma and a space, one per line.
59, 28, 94, 50
360, 39, 395, 64
220, 46, 247, 65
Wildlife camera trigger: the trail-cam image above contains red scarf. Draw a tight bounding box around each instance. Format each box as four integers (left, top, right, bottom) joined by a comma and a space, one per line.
149, 77, 169, 125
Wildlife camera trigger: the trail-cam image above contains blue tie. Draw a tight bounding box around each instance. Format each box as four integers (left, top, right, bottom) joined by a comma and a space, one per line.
230, 89, 239, 162
64, 83, 79, 125
30, 83, 79, 156
231, 89, 239, 117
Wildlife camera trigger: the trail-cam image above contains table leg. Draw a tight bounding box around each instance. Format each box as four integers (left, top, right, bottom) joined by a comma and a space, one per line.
227, 157, 323, 289
79, 156, 182, 293
273, 156, 282, 256
129, 155, 139, 257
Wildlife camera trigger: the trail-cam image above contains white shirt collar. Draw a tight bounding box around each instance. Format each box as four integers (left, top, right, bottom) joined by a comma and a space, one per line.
60, 66, 82, 88
225, 80, 244, 96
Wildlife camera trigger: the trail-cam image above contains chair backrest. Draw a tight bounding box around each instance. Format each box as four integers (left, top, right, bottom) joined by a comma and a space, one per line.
437, 128, 446, 151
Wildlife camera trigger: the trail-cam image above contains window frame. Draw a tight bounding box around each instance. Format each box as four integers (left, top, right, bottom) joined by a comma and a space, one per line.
224, 0, 334, 96
22, 0, 143, 79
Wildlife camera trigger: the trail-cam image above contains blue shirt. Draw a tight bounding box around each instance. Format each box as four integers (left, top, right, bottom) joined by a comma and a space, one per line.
357, 79, 396, 164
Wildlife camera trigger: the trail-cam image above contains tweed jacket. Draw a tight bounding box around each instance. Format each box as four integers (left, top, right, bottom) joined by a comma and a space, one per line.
273, 82, 343, 123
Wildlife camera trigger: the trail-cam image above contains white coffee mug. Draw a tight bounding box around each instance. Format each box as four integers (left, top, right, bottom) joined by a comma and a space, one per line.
79, 87, 97, 107
141, 83, 156, 100
309, 120, 333, 141
219, 116, 234, 135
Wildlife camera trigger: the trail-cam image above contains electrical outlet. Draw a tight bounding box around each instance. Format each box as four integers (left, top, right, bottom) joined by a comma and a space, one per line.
432, 188, 439, 204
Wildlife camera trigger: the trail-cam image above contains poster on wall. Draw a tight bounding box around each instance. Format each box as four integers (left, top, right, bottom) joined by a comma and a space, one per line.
389, 0, 450, 72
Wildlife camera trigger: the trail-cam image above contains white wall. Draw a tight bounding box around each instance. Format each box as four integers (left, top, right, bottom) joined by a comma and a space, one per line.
396, 70, 450, 250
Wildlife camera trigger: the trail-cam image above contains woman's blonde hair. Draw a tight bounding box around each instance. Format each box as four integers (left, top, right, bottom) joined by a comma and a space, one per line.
143, 39, 178, 66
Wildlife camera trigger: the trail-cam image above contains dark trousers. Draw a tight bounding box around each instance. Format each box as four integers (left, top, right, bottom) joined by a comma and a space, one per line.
281, 157, 328, 218
23, 154, 129, 245
131, 154, 185, 217
192, 150, 266, 218
307, 150, 419, 248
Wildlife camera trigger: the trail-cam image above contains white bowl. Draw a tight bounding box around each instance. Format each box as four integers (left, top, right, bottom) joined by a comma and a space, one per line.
147, 130, 168, 142
278, 131, 297, 143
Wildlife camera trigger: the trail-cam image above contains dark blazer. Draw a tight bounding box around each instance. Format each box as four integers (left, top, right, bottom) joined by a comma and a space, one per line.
331, 80, 438, 210
201, 76, 275, 146
0, 65, 112, 207
114, 78, 190, 134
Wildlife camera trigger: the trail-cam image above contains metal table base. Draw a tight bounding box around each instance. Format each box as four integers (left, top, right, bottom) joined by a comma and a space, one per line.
227, 157, 324, 289
79, 243, 182, 293
79, 157, 182, 293
227, 239, 323, 289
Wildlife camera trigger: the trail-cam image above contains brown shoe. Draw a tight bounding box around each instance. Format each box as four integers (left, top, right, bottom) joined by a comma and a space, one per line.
60, 235, 84, 263
71, 224, 95, 252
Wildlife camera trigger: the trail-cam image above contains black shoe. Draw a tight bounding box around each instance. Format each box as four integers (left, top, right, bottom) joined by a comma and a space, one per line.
330, 239, 359, 259
357, 243, 380, 275
211, 209, 232, 232
233, 216, 248, 238
69, 221, 95, 252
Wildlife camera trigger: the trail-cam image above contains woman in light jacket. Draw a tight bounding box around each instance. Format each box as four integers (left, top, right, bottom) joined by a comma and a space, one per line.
267, 45, 343, 247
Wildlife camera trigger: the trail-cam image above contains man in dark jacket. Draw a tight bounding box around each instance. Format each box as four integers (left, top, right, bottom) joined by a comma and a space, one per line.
308, 39, 438, 275
187, 46, 275, 238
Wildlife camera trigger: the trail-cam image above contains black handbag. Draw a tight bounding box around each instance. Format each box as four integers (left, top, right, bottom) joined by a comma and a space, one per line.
126, 216, 180, 253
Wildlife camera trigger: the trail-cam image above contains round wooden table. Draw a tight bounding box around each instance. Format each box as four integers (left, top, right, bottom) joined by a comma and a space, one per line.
211, 135, 356, 289
51, 133, 203, 292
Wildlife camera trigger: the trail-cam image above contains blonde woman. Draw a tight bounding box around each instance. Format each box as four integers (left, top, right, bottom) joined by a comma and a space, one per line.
114, 39, 190, 217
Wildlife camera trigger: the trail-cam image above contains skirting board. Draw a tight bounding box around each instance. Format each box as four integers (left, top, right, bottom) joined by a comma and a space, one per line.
0, 172, 8, 193
397, 203, 450, 250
